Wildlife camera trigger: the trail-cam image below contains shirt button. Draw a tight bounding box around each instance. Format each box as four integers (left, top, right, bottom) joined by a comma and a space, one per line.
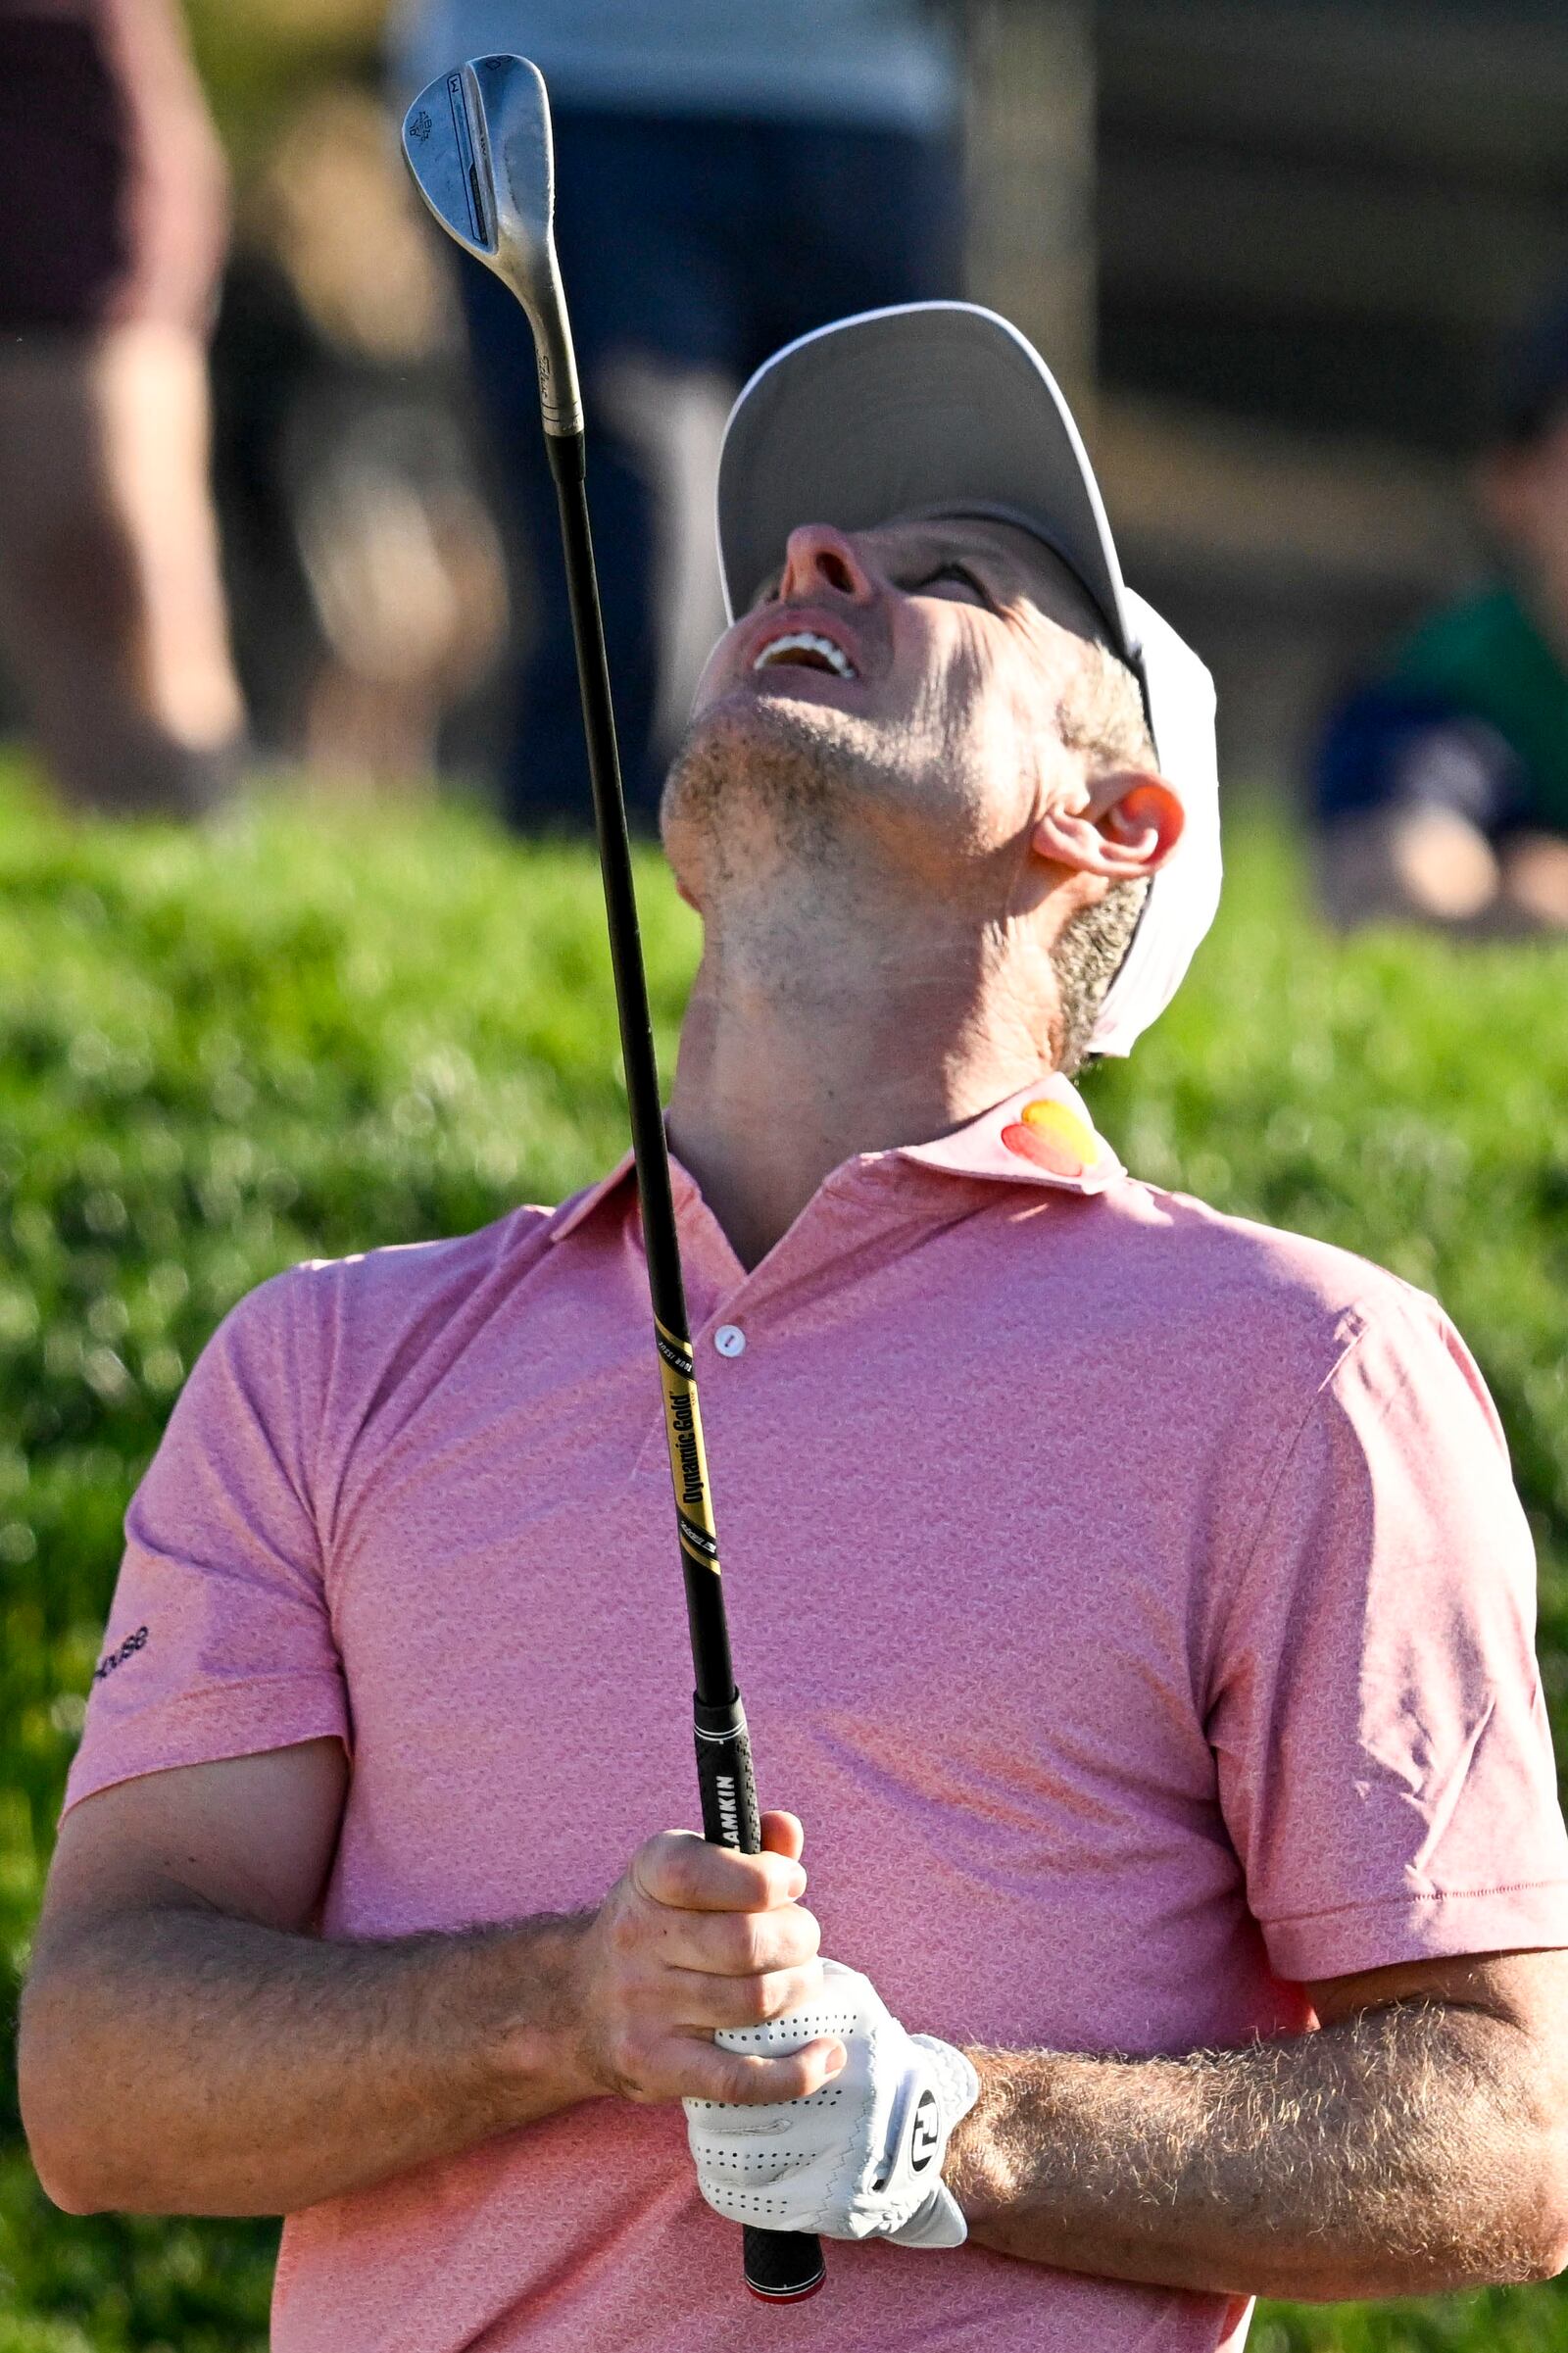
713, 1324, 747, 1358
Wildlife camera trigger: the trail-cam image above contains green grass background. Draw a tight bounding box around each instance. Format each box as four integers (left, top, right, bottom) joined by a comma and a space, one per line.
1, 764, 1566, 2348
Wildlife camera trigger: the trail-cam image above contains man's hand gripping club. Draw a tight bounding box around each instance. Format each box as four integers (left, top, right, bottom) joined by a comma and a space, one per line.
563, 1812, 844, 2108
685, 1960, 979, 2248
563, 1810, 977, 2248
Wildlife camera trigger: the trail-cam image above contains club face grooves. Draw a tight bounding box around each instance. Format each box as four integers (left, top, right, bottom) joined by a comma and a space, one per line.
443, 72, 482, 247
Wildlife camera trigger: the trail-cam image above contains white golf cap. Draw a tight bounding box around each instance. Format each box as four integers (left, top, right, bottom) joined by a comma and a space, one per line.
715, 301, 1221, 1058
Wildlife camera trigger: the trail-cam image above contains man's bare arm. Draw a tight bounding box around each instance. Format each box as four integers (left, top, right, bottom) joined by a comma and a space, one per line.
945, 1950, 1568, 2300
19, 1746, 837, 2217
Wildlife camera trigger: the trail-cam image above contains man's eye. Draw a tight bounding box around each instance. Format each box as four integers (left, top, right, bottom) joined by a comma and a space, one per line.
915, 563, 992, 607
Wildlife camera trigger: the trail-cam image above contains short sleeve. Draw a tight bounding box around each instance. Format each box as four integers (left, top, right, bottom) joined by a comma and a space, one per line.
63, 1267, 349, 1815
1208, 1290, 1568, 1982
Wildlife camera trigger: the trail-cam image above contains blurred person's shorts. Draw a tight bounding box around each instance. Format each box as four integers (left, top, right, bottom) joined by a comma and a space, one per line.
0, 0, 225, 332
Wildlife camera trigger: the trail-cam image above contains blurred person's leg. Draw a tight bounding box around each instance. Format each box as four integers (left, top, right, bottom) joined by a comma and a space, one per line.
285, 388, 510, 789
0, 0, 243, 817
0, 323, 241, 814
462, 259, 657, 826
459, 110, 737, 829
605, 357, 735, 766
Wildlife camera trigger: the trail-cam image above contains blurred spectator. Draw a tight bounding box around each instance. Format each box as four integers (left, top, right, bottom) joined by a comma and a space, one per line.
0, 0, 245, 816
211, 88, 508, 791
390, 0, 965, 826
1312, 291, 1568, 935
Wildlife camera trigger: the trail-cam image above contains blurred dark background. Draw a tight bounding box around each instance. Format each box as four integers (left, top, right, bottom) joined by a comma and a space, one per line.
3, 0, 1566, 816
977, 0, 1568, 797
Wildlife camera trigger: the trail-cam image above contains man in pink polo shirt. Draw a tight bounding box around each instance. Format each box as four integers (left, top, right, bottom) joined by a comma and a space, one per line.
22, 305, 1568, 2349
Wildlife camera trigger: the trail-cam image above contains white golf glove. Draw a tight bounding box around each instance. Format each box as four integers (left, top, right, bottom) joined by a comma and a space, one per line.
684, 1958, 980, 2247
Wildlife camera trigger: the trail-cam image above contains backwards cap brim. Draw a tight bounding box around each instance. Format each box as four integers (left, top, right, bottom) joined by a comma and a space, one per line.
718, 304, 1135, 658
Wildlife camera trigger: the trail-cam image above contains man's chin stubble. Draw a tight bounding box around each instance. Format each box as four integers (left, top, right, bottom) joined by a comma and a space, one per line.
661, 696, 885, 885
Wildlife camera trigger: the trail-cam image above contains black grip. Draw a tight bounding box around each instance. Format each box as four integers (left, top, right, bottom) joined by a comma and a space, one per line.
694, 1694, 761, 1852
744, 2222, 827, 2302
694, 1696, 826, 2306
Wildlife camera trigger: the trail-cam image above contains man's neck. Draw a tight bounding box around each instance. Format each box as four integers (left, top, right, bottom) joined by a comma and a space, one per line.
666, 906, 1058, 1270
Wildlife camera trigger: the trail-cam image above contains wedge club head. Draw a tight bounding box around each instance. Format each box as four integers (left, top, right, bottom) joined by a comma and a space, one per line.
402, 55, 583, 437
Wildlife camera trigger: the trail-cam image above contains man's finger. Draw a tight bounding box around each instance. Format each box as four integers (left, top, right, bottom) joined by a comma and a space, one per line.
642, 1899, 820, 1979
633, 1829, 806, 1913
680, 2035, 847, 2108
663, 1961, 825, 2032
759, 1810, 805, 1864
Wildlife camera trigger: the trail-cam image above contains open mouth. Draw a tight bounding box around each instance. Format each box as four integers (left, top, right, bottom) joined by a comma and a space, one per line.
752, 629, 858, 682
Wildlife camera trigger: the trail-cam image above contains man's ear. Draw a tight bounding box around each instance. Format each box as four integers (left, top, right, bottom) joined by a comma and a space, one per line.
1030, 773, 1185, 881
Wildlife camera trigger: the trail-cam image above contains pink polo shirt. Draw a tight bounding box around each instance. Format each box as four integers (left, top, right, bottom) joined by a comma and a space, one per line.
67, 1075, 1568, 2353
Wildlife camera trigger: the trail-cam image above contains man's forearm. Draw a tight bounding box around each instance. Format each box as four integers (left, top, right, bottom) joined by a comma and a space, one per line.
946, 2002, 1564, 2300
21, 1901, 594, 2215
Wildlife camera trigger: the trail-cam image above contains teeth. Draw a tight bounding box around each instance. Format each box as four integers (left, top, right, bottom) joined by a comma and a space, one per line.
753, 629, 858, 680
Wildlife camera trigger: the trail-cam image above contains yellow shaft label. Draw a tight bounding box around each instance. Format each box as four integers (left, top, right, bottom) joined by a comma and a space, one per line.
656, 1320, 720, 1571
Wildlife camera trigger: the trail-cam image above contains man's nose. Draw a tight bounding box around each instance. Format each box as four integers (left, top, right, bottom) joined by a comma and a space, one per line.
777, 522, 875, 605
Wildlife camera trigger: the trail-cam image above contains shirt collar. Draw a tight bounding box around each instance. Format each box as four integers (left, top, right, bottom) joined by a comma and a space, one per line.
549, 1146, 659, 1245
892, 1072, 1123, 1196
548, 1072, 1121, 1246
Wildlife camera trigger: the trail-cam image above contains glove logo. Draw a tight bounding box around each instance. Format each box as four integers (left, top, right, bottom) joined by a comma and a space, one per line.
909, 2087, 941, 2173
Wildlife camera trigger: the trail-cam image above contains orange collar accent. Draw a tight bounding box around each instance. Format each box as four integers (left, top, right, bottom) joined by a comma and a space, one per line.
895, 1074, 1122, 1196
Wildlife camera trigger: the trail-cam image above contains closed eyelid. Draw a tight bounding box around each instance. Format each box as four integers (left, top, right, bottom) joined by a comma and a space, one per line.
906, 559, 999, 610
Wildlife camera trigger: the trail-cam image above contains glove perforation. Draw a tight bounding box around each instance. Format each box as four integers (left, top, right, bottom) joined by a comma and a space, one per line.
685, 1961, 980, 2249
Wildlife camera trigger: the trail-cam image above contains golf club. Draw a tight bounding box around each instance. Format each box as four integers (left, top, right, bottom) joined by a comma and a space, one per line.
401, 55, 826, 2308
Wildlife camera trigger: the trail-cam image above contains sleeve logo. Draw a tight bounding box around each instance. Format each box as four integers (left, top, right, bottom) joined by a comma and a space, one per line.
92, 1625, 150, 1684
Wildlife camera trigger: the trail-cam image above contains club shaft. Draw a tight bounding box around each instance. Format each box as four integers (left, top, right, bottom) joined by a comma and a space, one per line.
547, 430, 825, 2306
547, 432, 734, 1700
